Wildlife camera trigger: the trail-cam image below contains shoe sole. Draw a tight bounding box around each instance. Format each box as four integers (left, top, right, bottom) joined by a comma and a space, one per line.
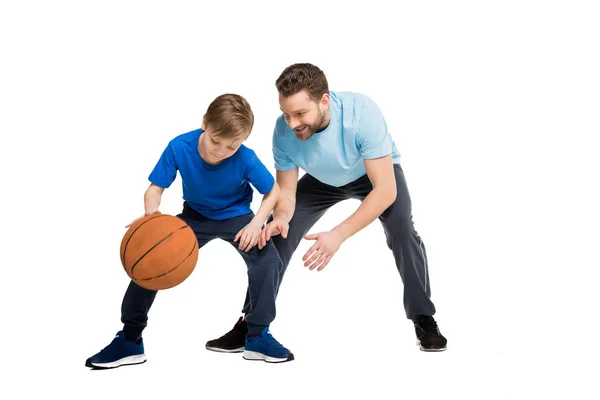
416, 340, 447, 352
205, 345, 244, 353
85, 354, 147, 369
243, 350, 295, 363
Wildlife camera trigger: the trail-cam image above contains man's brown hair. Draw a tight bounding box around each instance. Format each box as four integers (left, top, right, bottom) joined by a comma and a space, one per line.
275, 63, 329, 101
204, 93, 254, 138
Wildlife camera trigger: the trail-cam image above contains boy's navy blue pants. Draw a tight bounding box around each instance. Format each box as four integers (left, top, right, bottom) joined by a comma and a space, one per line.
121, 202, 282, 339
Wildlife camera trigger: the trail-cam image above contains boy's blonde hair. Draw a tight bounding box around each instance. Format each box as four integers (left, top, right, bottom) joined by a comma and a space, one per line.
204, 94, 254, 139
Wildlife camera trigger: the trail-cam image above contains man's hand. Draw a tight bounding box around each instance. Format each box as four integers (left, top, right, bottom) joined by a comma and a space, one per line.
258, 217, 289, 249
302, 230, 344, 271
234, 221, 263, 252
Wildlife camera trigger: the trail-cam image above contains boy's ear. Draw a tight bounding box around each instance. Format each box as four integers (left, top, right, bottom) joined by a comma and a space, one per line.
201, 115, 207, 130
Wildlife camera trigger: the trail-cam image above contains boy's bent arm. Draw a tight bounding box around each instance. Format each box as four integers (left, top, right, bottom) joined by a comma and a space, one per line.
144, 184, 165, 214
272, 168, 299, 223
125, 183, 165, 228
252, 182, 280, 226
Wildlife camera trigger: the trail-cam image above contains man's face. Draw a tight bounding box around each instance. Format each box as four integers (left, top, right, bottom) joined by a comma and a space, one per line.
279, 90, 329, 141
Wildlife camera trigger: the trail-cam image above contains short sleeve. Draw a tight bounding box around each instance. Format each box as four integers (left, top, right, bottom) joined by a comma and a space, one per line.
356, 103, 393, 160
148, 144, 178, 188
246, 152, 275, 194
273, 129, 297, 171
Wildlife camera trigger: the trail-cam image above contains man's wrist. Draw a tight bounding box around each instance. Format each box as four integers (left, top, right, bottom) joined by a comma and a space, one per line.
332, 224, 351, 241
272, 214, 289, 223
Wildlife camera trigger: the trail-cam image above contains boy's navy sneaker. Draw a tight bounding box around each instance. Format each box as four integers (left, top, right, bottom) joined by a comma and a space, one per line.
85, 331, 147, 369
243, 327, 294, 363
413, 315, 447, 352
205, 316, 247, 353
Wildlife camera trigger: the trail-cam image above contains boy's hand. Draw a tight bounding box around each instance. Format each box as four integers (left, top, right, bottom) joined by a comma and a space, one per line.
258, 217, 289, 250
125, 210, 161, 228
234, 221, 263, 252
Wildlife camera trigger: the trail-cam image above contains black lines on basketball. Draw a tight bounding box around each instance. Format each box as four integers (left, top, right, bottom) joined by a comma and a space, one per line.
136, 239, 198, 281
121, 214, 169, 267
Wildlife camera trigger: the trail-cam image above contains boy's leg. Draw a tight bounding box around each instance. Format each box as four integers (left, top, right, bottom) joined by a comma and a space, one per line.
207, 212, 281, 333
86, 203, 216, 369
209, 212, 292, 362
228, 237, 281, 333
120, 203, 215, 339
120, 281, 158, 341
206, 174, 346, 353
240, 174, 347, 312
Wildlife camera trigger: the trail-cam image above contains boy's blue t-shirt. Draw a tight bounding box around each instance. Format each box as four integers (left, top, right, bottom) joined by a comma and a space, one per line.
148, 129, 275, 220
272, 91, 401, 187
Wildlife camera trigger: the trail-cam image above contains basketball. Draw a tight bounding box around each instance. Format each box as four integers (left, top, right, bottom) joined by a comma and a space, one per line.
120, 213, 199, 290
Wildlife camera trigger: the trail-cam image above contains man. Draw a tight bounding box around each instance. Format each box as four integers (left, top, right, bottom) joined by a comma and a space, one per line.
206, 63, 447, 353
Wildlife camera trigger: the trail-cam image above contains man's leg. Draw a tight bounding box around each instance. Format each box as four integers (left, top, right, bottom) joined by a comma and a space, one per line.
348, 164, 446, 351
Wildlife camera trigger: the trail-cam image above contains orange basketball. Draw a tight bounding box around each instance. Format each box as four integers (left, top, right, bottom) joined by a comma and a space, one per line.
120, 213, 198, 290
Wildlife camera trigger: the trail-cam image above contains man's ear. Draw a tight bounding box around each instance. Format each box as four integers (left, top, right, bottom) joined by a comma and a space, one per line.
320, 93, 330, 111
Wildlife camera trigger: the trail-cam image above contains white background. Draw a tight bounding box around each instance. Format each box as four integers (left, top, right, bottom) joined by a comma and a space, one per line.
1, 1, 599, 399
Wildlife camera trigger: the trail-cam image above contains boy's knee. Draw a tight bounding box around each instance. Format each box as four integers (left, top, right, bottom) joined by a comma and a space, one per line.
254, 244, 282, 267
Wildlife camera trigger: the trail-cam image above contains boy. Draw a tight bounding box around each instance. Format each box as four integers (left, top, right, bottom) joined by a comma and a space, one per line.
85, 94, 294, 368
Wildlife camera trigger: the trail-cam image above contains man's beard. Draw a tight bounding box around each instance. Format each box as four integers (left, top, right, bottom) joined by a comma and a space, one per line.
296, 109, 325, 139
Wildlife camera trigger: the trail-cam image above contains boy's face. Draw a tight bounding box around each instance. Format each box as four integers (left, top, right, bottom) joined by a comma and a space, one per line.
279, 90, 329, 141
199, 121, 246, 165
